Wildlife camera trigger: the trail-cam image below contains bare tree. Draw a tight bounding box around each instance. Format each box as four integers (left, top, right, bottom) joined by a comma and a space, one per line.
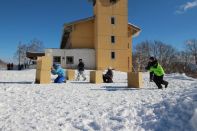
133, 40, 177, 73
27, 39, 44, 52
14, 39, 44, 65
185, 39, 197, 65
133, 39, 197, 76
134, 40, 152, 70
151, 41, 177, 70
178, 51, 191, 64
14, 42, 28, 65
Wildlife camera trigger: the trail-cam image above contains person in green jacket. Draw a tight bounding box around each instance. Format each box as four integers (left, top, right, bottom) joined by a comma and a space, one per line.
145, 57, 168, 89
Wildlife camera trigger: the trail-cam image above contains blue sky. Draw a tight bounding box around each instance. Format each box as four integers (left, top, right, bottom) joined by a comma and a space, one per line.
0, 0, 197, 62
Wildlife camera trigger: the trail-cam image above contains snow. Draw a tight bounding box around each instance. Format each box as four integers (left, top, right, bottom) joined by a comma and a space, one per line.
0, 69, 197, 131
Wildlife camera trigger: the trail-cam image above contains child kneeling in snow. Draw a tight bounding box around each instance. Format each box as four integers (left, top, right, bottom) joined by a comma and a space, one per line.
51, 64, 66, 83
103, 67, 113, 83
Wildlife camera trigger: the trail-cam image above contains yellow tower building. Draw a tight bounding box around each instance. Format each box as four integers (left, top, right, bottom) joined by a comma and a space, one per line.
51, 0, 141, 72
94, 0, 131, 71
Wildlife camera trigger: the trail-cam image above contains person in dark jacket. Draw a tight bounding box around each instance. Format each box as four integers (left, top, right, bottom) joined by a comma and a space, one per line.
103, 67, 113, 83
146, 57, 168, 89
76, 59, 86, 81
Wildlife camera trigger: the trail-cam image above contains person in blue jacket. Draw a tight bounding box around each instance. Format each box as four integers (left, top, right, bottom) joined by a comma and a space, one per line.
51, 63, 66, 83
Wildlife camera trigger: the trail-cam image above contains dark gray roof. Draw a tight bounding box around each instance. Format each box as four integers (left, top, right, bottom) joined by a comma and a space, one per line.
26, 52, 45, 59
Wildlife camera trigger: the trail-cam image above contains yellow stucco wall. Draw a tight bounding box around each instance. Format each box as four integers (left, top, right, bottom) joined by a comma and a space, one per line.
128, 27, 133, 72
94, 0, 132, 72
96, 49, 132, 72
70, 20, 94, 49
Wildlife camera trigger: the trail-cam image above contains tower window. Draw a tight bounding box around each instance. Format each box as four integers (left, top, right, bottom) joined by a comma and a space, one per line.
111, 17, 115, 25
111, 52, 115, 59
111, 36, 115, 43
110, 0, 117, 4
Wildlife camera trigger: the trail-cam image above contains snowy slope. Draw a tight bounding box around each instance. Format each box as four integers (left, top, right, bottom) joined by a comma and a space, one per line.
0, 70, 197, 131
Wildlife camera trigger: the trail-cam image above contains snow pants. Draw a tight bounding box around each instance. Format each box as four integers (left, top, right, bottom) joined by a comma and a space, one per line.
103, 74, 113, 83
54, 76, 65, 83
76, 71, 86, 81
153, 75, 168, 89
150, 72, 154, 81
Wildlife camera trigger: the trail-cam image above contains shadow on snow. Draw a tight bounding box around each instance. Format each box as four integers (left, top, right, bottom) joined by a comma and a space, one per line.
91, 86, 157, 91
0, 81, 33, 84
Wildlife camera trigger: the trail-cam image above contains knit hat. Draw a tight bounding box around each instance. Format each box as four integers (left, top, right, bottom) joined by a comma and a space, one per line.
149, 56, 155, 61
53, 63, 59, 69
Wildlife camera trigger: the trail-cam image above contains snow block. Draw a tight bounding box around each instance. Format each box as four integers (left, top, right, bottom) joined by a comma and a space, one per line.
90, 70, 103, 84
67, 69, 75, 80
35, 56, 52, 84
35, 70, 51, 84
128, 72, 143, 88
36, 56, 51, 71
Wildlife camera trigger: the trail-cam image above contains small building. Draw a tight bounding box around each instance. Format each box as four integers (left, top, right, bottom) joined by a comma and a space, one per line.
46, 0, 140, 72
45, 48, 96, 69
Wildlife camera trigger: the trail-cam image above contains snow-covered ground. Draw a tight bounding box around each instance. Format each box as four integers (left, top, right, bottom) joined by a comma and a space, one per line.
0, 69, 197, 131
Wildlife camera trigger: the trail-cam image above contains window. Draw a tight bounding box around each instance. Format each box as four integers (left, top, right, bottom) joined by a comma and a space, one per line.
66, 56, 74, 64
110, 0, 117, 4
111, 52, 115, 59
111, 36, 115, 43
111, 17, 115, 25
53, 56, 61, 64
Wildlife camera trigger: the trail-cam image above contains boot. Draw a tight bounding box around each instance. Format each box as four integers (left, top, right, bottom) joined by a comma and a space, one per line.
165, 82, 168, 88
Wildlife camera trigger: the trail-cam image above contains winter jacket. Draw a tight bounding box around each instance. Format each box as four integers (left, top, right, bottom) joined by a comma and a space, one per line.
51, 65, 66, 77
149, 63, 165, 76
105, 69, 113, 78
145, 61, 152, 70
145, 61, 155, 75
78, 62, 85, 71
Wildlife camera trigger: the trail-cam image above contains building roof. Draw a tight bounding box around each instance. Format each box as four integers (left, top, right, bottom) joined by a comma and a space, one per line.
26, 52, 45, 60
128, 23, 141, 37
64, 16, 95, 27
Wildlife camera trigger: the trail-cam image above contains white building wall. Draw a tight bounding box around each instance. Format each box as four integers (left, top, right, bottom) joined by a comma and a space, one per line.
45, 49, 96, 69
